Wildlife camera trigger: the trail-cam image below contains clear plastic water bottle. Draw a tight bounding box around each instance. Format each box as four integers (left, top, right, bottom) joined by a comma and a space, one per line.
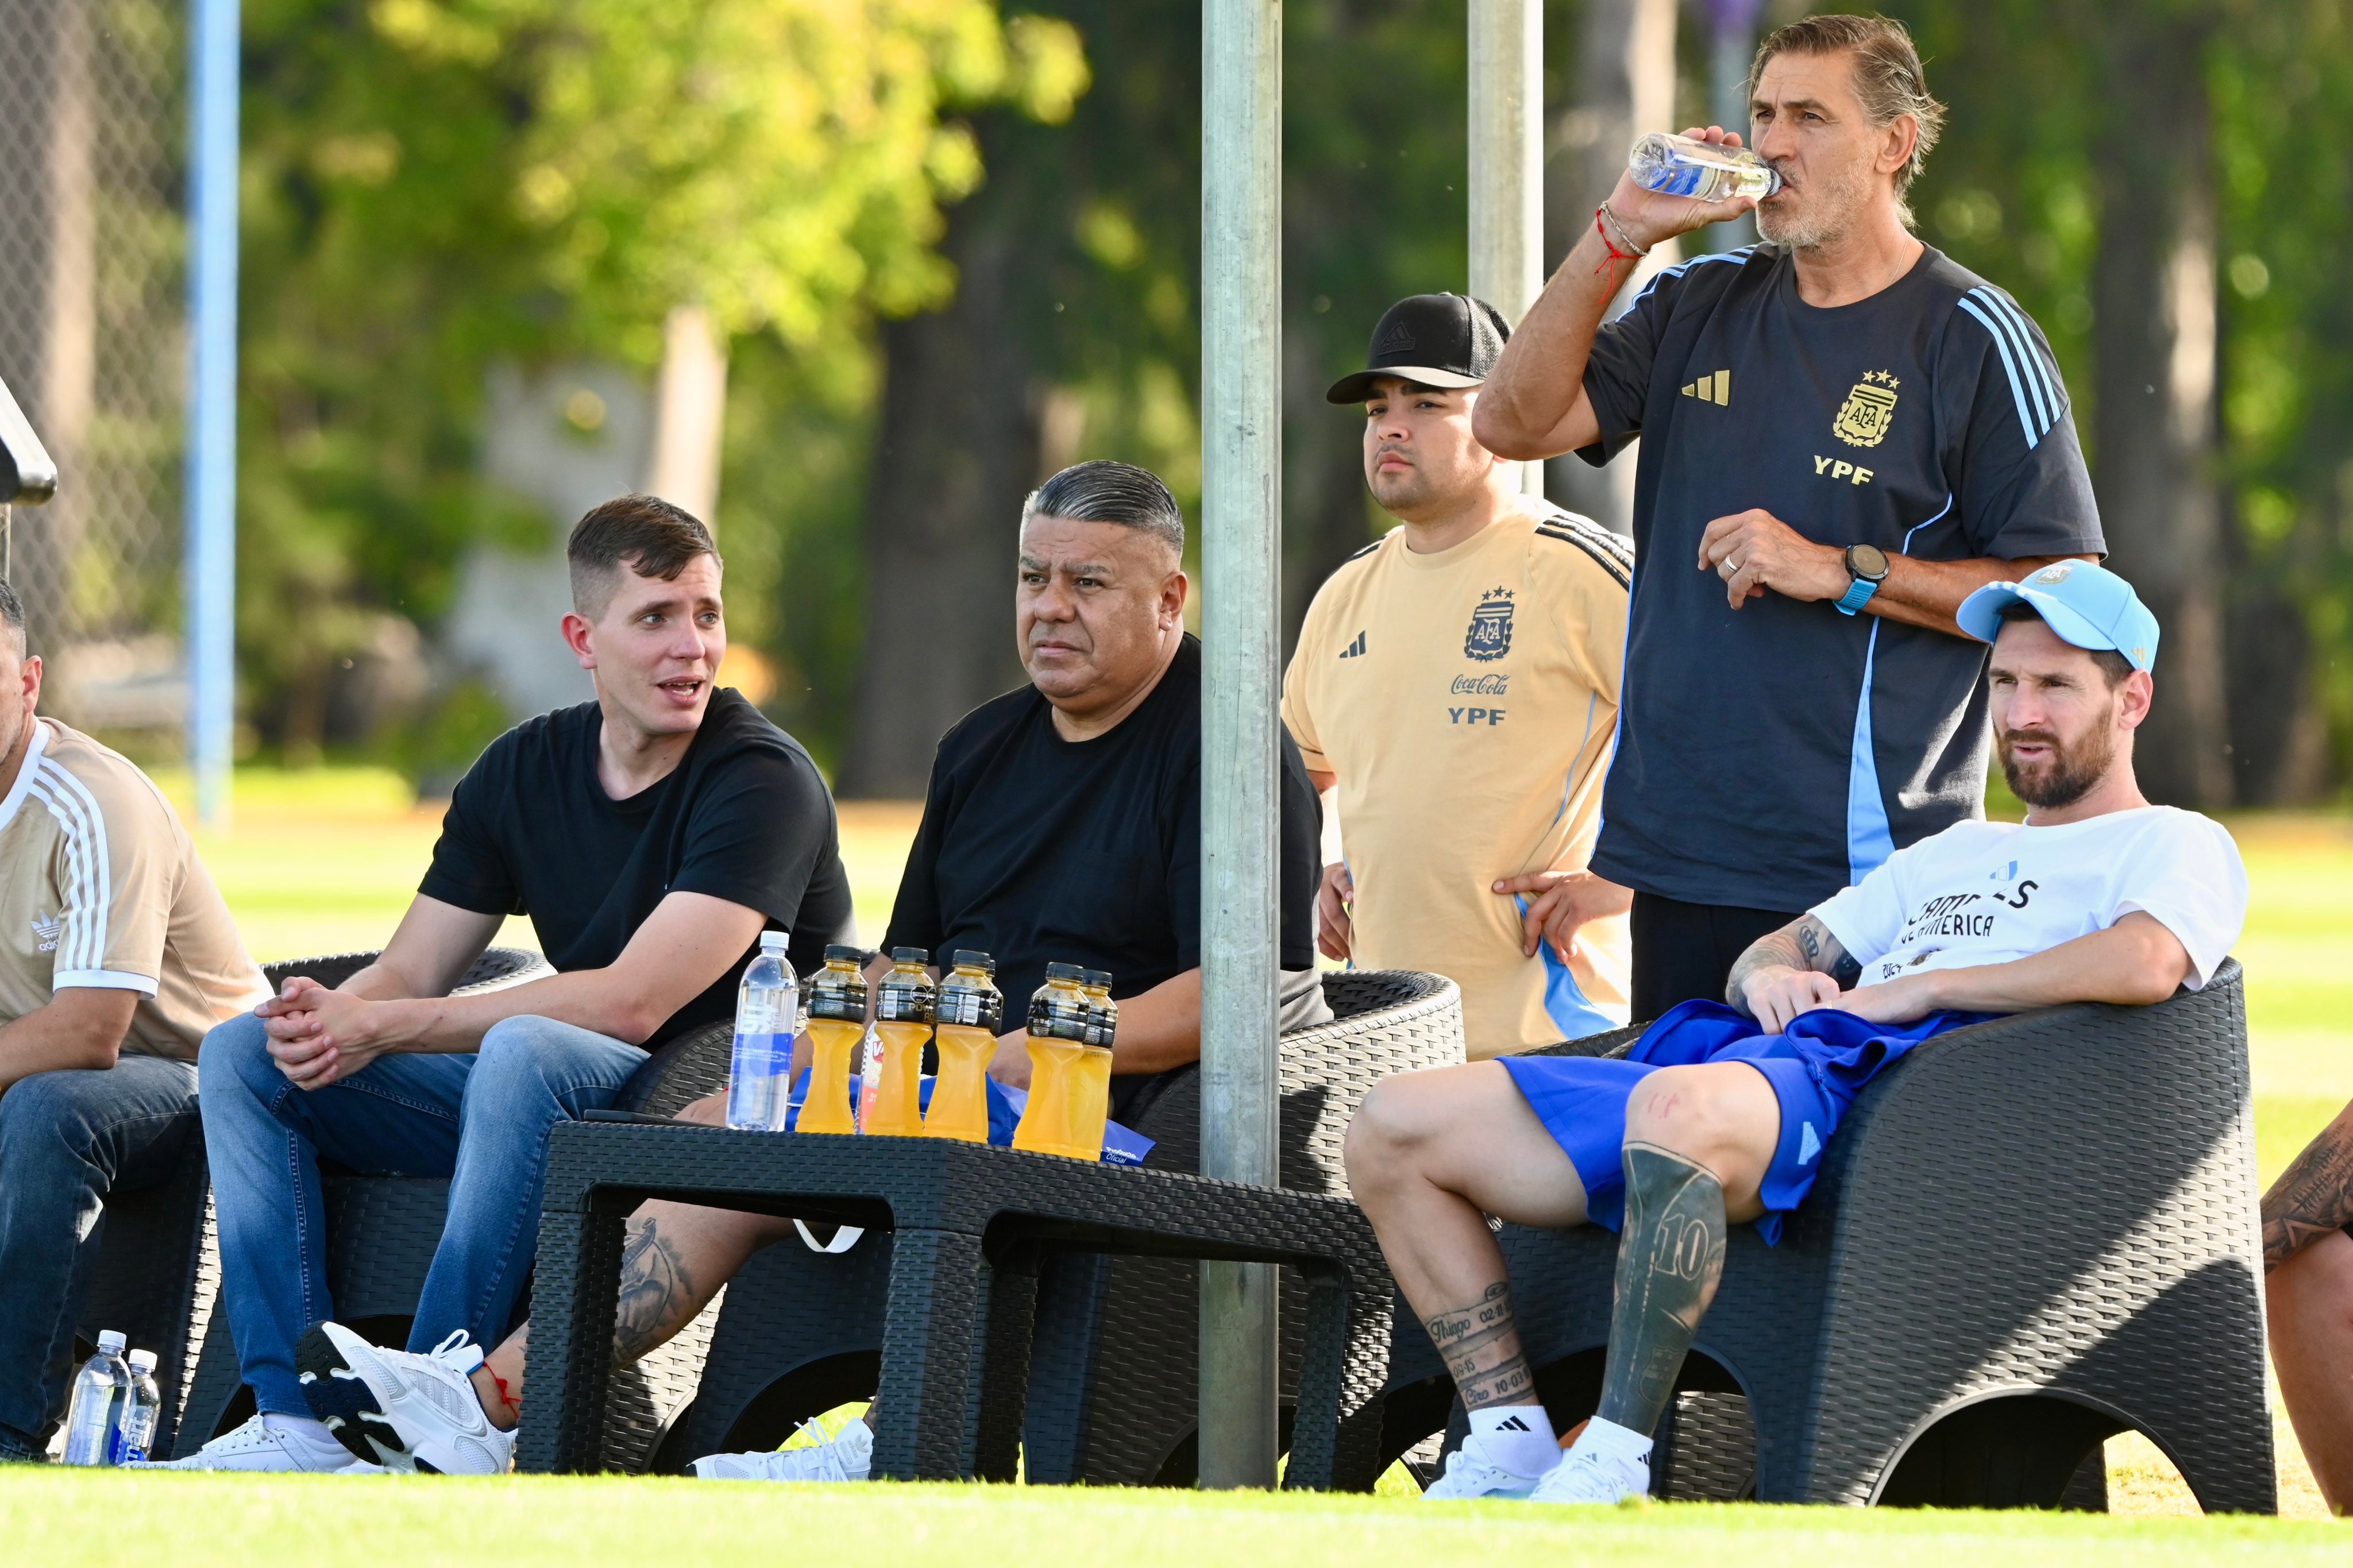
1628, 132, 1782, 202
61, 1330, 129, 1466
724, 931, 797, 1131
118, 1349, 162, 1463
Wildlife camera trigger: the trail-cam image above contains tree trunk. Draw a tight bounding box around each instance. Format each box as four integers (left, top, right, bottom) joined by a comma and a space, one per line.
1543, 0, 1678, 531
2086, 10, 2232, 807
838, 205, 1038, 797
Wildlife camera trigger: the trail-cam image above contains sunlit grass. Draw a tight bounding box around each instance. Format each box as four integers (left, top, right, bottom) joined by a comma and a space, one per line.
4, 1469, 2344, 1565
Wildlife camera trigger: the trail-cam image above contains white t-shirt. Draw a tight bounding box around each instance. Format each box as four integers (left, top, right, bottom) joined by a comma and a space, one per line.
1811, 806, 2247, 993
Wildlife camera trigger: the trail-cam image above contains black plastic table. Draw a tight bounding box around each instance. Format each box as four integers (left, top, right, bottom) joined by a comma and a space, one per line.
519, 1121, 1397, 1487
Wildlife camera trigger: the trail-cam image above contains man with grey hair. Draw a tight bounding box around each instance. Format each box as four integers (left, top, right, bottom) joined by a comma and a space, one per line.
1475, 13, 2105, 1022
0, 578, 269, 1461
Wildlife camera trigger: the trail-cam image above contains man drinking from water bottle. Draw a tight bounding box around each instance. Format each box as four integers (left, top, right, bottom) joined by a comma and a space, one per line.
1472, 13, 2106, 1019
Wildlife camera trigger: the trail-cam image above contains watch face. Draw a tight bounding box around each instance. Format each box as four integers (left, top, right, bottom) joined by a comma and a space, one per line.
1848, 543, 1891, 581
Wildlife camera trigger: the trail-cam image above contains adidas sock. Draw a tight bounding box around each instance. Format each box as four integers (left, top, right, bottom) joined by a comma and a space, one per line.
1465, 1404, 1559, 1478
263, 1412, 348, 1463
1566, 1414, 1653, 1467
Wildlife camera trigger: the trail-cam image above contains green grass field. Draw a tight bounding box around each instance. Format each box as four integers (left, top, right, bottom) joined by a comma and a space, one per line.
5, 1472, 2346, 1565
114, 768, 2351, 1535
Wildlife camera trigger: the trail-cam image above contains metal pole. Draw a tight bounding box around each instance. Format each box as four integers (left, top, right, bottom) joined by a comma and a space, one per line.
1198, 0, 1282, 1492
185, 0, 240, 831
1468, 0, 1544, 496
1702, 0, 1763, 252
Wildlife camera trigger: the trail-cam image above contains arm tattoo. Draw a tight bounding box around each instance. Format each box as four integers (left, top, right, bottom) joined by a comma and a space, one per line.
1727, 916, 1857, 1008
1422, 1280, 1536, 1411
611, 1216, 695, 1366
1595, 1144, 1727, 1437
2262, 1100, 2353, 1272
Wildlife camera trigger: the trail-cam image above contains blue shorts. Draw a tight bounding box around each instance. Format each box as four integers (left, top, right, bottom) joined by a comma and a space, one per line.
1498, 1000, 1977, 1244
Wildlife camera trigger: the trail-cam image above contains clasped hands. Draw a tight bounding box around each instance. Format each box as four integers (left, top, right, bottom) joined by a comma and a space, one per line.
1739, 965, 1941, 1033
260, 978, 396, 1090
1697, 509, 1854, 612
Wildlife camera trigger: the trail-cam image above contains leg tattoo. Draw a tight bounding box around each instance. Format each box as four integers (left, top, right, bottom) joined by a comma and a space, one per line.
1596, 1144, 1727, 1436
1425, 1280, 1536, 1410
611, 1216, 695, 1367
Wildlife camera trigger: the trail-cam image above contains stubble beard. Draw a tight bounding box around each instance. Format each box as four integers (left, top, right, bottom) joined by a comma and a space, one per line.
1756, 158, 1869, 252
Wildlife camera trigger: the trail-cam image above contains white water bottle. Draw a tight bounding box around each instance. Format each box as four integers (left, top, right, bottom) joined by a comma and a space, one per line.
725, 932, 797, 1131
1628, 132, 1782, 202
61, 1330, 130, 1466
119, 1350, 162, 1463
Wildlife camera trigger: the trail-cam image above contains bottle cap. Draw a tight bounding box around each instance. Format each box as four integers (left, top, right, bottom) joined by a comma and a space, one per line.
1044, 961, 1085, 981
759, 930, 790, 952
1083, 969, 1112, 989
823, 944, 864, 964
890, 946, 929, 965
97, 1330, 125, 1354
951, 949, 995, 972
128, 1349, 157, 1372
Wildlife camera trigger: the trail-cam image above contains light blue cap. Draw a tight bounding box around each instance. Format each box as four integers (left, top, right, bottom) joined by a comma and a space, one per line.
1955, 559, 2159, 673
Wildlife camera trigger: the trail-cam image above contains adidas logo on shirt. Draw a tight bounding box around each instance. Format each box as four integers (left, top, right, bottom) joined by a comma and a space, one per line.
1338, 631, 1367, 659
1680, 369, 1731, 405
30, 914, 59, 953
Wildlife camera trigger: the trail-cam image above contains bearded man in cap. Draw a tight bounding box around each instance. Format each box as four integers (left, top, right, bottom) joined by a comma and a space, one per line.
1283, 293, 1634, 1059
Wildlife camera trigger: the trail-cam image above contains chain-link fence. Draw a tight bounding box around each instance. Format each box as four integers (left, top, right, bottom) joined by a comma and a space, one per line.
0, 0, 186, 738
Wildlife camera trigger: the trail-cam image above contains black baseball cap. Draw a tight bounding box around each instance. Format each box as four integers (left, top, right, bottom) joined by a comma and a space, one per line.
1325, 293, 1511, 404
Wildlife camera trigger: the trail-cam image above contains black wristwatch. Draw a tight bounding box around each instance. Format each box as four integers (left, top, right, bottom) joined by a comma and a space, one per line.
1836, 543, 1891, 616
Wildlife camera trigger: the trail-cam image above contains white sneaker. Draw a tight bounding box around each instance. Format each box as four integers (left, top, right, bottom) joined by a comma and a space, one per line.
131, 1413, 350, 1473
296, 1322, 516, 1476
1419, 1445, 1551, 1500
1529, 1442, 1650, 1505
692, 1418, 873, 1482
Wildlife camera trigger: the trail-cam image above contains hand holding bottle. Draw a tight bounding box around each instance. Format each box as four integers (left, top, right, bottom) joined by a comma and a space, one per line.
1607, 126, 1769, 252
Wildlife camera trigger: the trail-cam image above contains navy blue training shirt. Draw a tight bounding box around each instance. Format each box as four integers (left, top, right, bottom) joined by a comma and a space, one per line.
1577, 242, 2104, 911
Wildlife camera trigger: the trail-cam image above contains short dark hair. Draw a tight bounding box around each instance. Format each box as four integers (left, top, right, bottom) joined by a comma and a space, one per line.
0, 577, 22, 653
1750, 14, 1946, 226
1995, 597, 2132, 687
567, 494, 722, 616
1020, 459, 1185, 557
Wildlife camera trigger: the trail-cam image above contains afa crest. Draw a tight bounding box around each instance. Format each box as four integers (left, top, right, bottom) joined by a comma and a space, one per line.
1464, 587, 1514, 663
1833, 370, 1901, 448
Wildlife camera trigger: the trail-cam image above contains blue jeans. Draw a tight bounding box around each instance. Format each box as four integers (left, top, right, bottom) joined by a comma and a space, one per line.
197, 1013, 646, 1416
0, 1053, 201, 1449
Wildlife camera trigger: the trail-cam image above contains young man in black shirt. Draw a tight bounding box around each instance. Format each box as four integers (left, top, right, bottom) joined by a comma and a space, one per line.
157, 496, 851, 1472
1475, 15, 2104, 1017
279, 461, 1325, 1481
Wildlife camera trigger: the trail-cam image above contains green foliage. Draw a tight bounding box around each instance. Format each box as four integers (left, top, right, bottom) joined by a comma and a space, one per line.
232, 0, 1077, 762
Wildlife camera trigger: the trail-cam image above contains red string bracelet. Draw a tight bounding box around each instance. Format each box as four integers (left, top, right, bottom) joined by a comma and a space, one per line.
1593, 203, 1648, 279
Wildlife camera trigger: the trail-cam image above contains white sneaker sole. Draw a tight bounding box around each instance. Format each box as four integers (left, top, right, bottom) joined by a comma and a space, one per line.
296, 1323, 507, 1476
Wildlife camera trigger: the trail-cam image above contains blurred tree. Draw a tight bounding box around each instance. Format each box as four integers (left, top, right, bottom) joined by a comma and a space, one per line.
233, 0, 1080, 763
1900, 0, 2348, 805
839, 0, 1481, 794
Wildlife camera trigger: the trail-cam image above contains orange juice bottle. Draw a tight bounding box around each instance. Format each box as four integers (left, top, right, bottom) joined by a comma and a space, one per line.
797, 946, 868, 1136
925, 951, 1002, 1142
860, 947, 934, 1137
1071, 970, 1118, 1161
1012, 963, 1094, 1158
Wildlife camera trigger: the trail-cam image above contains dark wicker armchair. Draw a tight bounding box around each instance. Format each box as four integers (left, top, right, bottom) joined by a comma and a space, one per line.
170, 946, 732, 1467
1379, 960, 2274, 1513
650, 970, 1465, 1482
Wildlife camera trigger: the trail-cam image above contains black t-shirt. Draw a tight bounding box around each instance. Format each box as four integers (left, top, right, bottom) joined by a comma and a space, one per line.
421, 689, 854, 1045
1577, 242, 2105, 910
884, 635, 1320, 1069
